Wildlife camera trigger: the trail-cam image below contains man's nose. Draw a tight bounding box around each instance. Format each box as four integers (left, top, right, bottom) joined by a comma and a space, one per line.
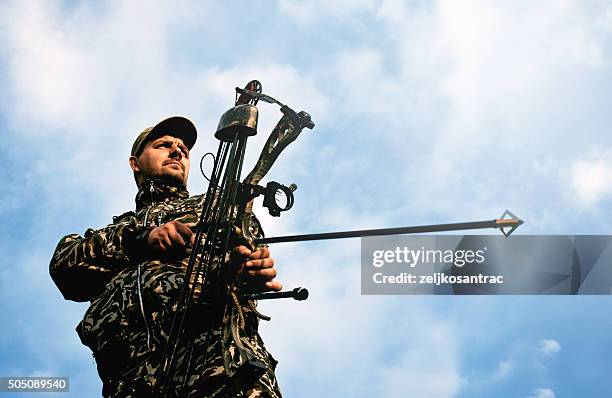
169, 143, 184, 159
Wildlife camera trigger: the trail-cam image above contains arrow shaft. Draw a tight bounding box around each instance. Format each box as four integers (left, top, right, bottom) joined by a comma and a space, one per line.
255, 219, 514, 244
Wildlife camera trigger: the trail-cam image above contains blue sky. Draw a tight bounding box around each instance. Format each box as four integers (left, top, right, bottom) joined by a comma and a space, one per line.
1, 1, 612, 397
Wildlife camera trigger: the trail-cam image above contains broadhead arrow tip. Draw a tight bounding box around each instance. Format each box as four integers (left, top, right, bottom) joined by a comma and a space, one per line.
497, 210, 524, 237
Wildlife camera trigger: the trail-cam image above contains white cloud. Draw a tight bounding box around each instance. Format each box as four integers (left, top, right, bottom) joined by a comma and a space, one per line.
432, 0, 607, 123
570, 150, 612, 208
5, 1, 166, 132
528, 387, 556, 398
538, 339, 561, 356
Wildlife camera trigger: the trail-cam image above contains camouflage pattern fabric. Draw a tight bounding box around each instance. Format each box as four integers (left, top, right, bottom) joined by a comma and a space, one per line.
50, 179, 281, 397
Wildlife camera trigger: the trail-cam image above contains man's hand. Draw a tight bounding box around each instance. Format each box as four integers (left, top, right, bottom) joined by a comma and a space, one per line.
232, 245, 282, 293
147, 220, 194, 256
147, 223, 281, 291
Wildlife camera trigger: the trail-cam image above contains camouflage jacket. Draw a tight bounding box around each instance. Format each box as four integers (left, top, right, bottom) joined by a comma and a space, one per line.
49, 179, 280, 397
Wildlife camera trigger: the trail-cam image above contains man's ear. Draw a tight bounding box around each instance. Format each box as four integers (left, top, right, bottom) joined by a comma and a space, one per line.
129, 156, 140, 172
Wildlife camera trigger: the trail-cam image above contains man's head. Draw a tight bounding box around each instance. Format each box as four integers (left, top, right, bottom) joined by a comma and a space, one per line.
129, 116, 197, 188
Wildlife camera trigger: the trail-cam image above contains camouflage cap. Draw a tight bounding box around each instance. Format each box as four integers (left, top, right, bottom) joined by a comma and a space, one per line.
131, 116, 197, 157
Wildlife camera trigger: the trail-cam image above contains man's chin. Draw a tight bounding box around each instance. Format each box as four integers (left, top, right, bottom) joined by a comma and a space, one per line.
155, 173, 187, 187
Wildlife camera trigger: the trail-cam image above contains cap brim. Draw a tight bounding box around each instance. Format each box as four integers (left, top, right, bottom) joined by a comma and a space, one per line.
148, 116, 197, 150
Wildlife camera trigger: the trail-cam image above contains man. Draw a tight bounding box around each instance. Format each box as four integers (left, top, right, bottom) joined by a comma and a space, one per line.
50, 116, 283, 397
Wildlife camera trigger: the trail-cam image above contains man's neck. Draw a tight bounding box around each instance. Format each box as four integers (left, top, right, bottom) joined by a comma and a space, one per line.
135, 178, 189, 211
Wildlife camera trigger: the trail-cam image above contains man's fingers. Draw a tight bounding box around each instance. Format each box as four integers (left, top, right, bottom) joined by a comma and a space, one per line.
148, 222, 195, 256
160, 221, 192, 250
172, 232, 189, 247
247, 267, 277, 279
161, 233, 174, 250
231, 245, 252, 263
265, 281, 283, 291
231, 245, 269, 262
173, 221, 194, 242
248, 246, 270, 260
229, 245, 251, 274
166, 224, 187, 246
245, 258, 274, 269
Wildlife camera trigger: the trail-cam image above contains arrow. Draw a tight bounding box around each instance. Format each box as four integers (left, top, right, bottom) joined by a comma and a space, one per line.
255, 210, 523, 245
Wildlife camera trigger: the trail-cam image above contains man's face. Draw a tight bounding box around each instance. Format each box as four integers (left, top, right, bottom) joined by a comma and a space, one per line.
130, 134, 190, 187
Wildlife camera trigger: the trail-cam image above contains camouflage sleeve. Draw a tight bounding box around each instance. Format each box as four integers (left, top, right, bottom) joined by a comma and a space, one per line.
49, 217, 150, 302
